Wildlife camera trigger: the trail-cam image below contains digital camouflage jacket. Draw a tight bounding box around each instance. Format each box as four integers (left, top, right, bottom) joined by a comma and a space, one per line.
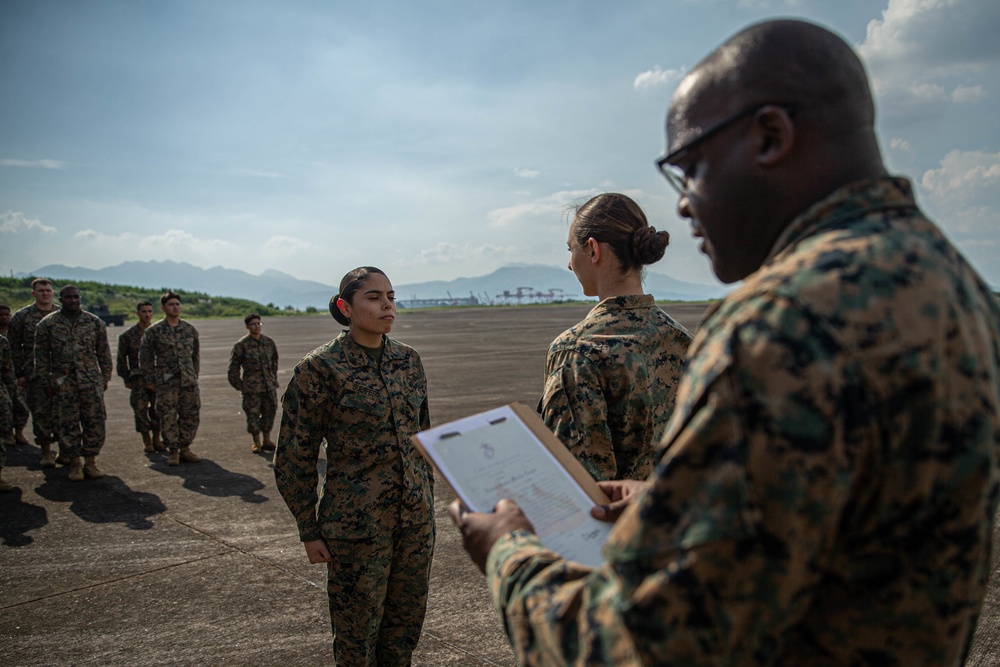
138, 319, 200, 388
34, 310, 113, 389
227, 333, 278, 394
487, 178, 1000, 666
539, 294, 691, 481
274, 331, 433, 542
7, 303, 59, 379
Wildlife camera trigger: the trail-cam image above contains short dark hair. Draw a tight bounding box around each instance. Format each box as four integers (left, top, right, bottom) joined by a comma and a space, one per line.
31, 278, 53, 290
0, 303, 10, 312
136, 301, 153, 311
244, 313, 261, 325
330, 266, 388, 326
59, 285, 79, 298
160, 291, 181, 306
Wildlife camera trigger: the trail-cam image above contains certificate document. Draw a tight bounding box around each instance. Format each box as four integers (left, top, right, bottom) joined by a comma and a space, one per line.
414, 403, 612, 567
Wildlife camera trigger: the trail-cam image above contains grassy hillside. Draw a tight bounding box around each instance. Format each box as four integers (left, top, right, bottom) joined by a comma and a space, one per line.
0, 277, 317, 322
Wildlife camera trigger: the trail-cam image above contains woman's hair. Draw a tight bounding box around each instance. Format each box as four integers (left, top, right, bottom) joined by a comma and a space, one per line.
571, 193, 670, 273
329, 266, 388, 326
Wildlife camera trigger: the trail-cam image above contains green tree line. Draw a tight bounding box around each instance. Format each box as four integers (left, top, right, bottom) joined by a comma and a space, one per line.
0, 276, 320, 322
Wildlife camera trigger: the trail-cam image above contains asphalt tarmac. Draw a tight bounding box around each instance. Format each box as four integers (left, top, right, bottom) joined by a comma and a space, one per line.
1, 303, 997, 665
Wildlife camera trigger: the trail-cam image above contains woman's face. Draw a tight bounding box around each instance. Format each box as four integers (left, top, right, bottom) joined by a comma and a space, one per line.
567, 223, 598, 297
341, 273, 396, 345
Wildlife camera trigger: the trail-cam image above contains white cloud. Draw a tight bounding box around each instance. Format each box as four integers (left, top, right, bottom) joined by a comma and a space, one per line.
633, 65, 685, 91
0, 158, 66, 170
951, 84, 986, 102
74, 229, 137, 242
859, 0, 1000, 117
0, 210, 57, 234
264, 235, 311, 251
920, 149, 1000, 260
514, 167, 540, 179
486, 189, 599, 229
137, 229, 233, 254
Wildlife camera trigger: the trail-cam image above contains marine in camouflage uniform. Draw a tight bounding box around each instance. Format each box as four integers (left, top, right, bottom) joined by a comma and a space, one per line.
457, 20, 1000, 667
0, 303, 29, 447
0, 335, 16, 490
8, 296, 60, 456
34, 291, 113, 479
539, 294, 691, 480
227, 317, 279, 451
117, 318, 161, 450
138, 311, 200, 461
274, 331, 433, 667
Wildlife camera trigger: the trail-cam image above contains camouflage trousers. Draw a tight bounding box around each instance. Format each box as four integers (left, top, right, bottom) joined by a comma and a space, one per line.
53, 380, 106, 458
0, 389, 11, 467
12, 384, 28, 430
326, 520, 435, 667
25, 376, 57, 446
157, 381, 199, 450
129, 383, 159, 434
241, 389, 277, 435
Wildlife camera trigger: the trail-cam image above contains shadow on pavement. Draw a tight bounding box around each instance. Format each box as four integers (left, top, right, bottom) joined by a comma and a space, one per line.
33, 470, 167, 530
0, 487, 48, 546
148, 456, 268, 504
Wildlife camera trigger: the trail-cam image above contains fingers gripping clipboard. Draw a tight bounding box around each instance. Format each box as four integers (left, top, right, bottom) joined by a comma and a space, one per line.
413, 403, 612, 567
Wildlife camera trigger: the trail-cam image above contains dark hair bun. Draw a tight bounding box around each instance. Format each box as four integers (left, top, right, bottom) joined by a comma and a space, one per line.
631, 226, 670, 265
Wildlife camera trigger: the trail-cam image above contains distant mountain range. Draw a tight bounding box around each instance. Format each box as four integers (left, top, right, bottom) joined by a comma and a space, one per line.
22, 260, 729, 309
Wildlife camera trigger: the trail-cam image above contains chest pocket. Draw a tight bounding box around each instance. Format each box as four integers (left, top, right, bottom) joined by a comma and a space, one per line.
338, 390, 389, 425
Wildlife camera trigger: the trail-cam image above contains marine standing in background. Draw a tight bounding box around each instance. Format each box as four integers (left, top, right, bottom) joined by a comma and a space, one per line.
139, 291, 201, 467
0, 303, 31, 448
227, 313, 279, 454
8, 278, 60, 466
275, 267, 434, 667
452, 19, 1000, 666
0, 332, 17, 491
117, 301, 162, 453
540, 192, 692, 481
34, 286, 113, 482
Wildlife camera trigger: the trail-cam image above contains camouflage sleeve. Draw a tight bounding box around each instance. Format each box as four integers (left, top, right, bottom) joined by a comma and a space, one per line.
227, 341, 243, 391
96, 320, 112, 384
274, 364, 326, 542
192, 328, 200, 378
138, 328, 155, 385
116, 332, 130, 381
8, 311, 26, 378
0, 338, 14, 394
540, 348, 616, 480
33, 319, 52, 387
271, 339, 279, 377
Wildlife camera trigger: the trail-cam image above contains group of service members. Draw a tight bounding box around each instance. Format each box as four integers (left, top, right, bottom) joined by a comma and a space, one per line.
0, 282, 278, 487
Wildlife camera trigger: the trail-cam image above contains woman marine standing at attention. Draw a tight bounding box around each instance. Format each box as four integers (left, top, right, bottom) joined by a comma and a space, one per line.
274, 266, 433, 667
540, 192, 692, 481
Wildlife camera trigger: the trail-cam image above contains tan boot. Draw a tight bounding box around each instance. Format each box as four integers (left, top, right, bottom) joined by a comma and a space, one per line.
56, 448, 72, 466
152, 432, 166, 452
40, 444, 56, 468
14, 428, 30, 446
141, 431, 154, 453
251, 433, 262, 453
83, 456, 104, 479
179, 446, 201, 463
68, 457, 85, 481
167, 449, 180, 466
0, 468, 14, 492
262, 431, 276, 451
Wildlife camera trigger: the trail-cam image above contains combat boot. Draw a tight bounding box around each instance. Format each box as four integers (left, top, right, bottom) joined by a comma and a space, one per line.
68, 457, 85, 482
251, 433, 262, 453
262, 431, 276, 451
141, 431, 154, 453
56, 448, 72, 466
40, 444, 56, 468
152, 432, 166, 452
167, 449, 181, 466
83, 456, 104, 479
179, 447, 201, 463
14, 428, 30, 446
0, 467, 14, 492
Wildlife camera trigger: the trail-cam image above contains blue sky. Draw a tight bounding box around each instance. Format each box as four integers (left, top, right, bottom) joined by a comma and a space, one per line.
2, 0, 998, 289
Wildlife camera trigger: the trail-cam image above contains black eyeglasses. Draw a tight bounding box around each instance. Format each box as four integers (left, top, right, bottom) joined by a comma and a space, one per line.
655, 103, 791, 195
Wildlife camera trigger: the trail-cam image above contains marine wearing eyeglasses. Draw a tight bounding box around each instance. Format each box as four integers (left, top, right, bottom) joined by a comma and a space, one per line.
450, 18, 1000, 667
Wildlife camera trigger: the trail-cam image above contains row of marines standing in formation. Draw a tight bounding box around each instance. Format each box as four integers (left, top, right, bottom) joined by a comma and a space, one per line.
0, 283, 280, 488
